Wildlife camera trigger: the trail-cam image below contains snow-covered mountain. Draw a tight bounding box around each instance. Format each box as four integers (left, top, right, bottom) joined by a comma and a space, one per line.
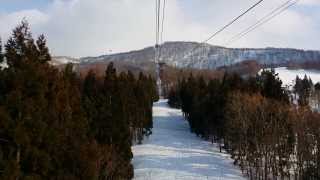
51, 56, 80, 66
78, 42, 320, 69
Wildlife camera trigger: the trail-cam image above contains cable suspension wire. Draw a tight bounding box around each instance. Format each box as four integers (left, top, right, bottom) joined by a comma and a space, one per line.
157, 0, 161, 45
187, 0, 264, 57
185, 0, 264, 68
155, 0, 158, 47
225, 0, 299, 46
159, 0, 166, 62
225, 0, 294, 45
160, 0, 166, 44
155, 0, 161, 47
155, 0, 161, 64
202, 0, 264, 44
155, 0, 163, 97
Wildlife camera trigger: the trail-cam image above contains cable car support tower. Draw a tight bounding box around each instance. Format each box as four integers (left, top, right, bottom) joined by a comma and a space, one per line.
155, 0, 166, 98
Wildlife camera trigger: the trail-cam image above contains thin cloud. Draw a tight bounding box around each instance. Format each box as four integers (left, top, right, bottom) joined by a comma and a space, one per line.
0, 0, 318, 57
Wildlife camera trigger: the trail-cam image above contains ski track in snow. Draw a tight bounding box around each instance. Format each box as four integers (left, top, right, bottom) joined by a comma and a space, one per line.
132, 100, 245, 180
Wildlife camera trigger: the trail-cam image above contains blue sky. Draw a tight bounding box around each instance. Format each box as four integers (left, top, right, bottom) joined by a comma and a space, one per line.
0, 0, 319, 57
0, 0, 51, 13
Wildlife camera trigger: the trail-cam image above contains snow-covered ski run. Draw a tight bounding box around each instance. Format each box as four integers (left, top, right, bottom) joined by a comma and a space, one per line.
132, 99, 245, 180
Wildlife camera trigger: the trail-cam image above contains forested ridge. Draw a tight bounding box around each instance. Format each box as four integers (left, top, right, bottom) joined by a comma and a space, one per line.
0, 21, 158, 179
168, 70, 320, 180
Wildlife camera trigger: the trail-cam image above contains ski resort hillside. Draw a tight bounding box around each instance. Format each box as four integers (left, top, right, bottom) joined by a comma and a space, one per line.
2, 0, 320, 179
78, 42, 320, 70
274, 67, 320, 87
132, 100, 245, 180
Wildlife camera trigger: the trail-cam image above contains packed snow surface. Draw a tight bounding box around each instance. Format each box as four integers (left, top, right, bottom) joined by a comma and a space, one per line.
274, 67, 320, 87
132, 100, 245, 180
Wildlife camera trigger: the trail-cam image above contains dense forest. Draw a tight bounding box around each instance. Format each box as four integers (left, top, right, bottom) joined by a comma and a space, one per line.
168, 70, 320, 180
0, 21, 158, 179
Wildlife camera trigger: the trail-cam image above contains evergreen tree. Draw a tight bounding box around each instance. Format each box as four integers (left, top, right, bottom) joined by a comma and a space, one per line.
0, 38, 3, 64
0, 21, 100, 180
36, 34, 51, 63
168, 69, 320, 179
315, 82, 320, 91
295, 75, 313, 106
5, 20, 33, 69
1, 21, 158, 180
168, 87, 180, 108
258, 69, 289, 102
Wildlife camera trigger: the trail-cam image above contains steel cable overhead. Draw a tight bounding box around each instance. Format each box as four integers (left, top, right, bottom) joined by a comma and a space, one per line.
184, 0, 265, 68
160, 0, 166, 45
225, 0, 299, 46
155, 0, 160, 47
187, 0, 265, 58
159, 0, 166, 62
155, 0, 161, 63
202, 0, 264, 44
155, 0, 164, 96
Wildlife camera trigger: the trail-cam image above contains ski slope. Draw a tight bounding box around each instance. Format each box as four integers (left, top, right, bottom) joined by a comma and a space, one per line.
274, 67, 320, 87
132, 100, 245, 180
